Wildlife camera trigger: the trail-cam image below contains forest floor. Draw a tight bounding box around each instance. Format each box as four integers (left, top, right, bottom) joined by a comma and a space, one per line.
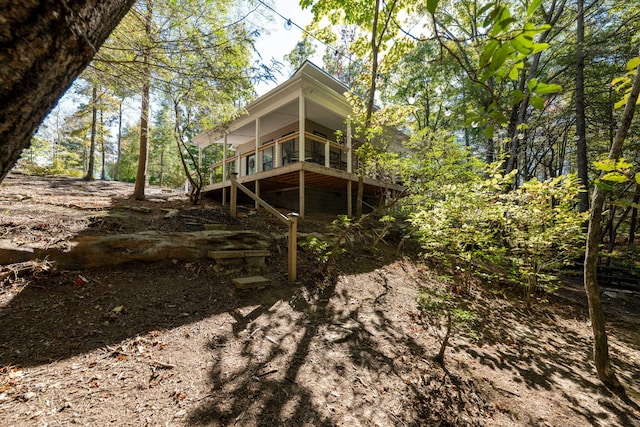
0, 171, 639, 426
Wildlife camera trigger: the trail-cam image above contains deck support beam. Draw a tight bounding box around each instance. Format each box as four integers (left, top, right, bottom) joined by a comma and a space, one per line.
299, 169, 305, 219
347, 180, 352, 217
356, 175, 363, 217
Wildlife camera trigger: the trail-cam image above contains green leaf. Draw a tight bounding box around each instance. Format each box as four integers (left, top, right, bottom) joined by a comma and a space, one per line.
480, 40, 500, 67
530, 95, 544, 110
509, 65, 520, 80
427, 0, 439, 14
601, 172, 628, 183
511, 36, 533, 54
595, 179, 614, 192
484, 123, 495, 139
626, 56, 640, 71
614, 97, 628, 109
636, 172, 640, 184
527, 0, 543, 17
528, 78, 538, 92
594, 160, 615, 171
509, 90, 525, 106
533, 83, 562, 95
611, 76, 627, 87
490, 44, 509, 71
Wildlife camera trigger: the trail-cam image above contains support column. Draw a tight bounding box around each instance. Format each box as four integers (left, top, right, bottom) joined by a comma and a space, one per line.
198, 146, 202, 169
255, 117, 261, 172
230, 173, 238, 218
222, 135, 228, 180
299, 95, 306, 162
325, 139, 330, 168
222, 187, 227, 206
346, 118, 352, 173
275, 139, 281, 168
356, 175, 363, 217
287, 213, 298, 283
299, 169, 305, 218
347, 180, 352, 217
255, 180, 260, 210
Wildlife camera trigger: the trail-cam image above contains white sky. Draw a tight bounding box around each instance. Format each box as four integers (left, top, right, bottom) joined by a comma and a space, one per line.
251, 0, 318, 95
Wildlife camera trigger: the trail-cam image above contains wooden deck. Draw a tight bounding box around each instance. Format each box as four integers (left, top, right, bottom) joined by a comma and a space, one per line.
202, 161, 403, 217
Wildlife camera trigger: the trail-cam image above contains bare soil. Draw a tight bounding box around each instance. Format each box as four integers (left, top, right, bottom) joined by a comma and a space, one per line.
0, 172, 639, 426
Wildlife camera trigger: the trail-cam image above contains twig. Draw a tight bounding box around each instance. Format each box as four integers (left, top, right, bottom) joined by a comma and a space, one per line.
151, 360, 176, 370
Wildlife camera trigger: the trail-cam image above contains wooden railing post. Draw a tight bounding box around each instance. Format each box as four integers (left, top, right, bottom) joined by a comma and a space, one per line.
287, 213, 298, 282
230, 172, 238, 218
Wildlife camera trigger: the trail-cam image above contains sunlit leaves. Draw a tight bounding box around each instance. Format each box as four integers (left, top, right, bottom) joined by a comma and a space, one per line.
612, 56, 640, 109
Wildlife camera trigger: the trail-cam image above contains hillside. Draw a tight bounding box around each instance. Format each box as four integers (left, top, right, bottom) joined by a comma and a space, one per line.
0, 172, 639, 426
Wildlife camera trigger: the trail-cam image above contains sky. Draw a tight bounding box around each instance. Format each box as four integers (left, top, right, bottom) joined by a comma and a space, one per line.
250, 0, 318, 95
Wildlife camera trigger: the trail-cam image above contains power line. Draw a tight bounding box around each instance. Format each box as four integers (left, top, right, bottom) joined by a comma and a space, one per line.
254, 0, 363, 71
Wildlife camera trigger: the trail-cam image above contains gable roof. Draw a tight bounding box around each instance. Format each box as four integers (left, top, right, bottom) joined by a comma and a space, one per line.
194, 61, 353, 148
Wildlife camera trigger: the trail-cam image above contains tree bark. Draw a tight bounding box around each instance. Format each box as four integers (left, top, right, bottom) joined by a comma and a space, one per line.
584, 64, 640, 389
115, 98, 123, 181
133, 2, 153, 200
84, 85, 97, 181
0, 0, 136, 182
575, 0, 589, 212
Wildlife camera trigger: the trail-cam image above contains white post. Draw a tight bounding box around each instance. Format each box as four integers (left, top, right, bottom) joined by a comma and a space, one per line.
275, 139, 281, 168
299, 95, 305, 162
222, 135, 228, 180
346, 118, 352, 173
255, 117, 261, 173
325, 138, 330, 168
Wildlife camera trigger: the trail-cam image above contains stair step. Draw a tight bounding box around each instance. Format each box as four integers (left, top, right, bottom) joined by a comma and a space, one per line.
207, 249, 270, 267
232, 276, 270, 290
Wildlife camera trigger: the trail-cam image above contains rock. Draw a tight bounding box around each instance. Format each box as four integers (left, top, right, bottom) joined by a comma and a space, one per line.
232, 276, 270, 290
0, 230, 273, 268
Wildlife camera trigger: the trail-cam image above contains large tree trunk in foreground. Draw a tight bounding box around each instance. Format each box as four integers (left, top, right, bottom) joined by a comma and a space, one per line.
584, 64, 640, 389
0, 0, 136, 182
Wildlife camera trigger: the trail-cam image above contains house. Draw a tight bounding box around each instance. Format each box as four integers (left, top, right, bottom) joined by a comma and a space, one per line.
194, 61, 404, 218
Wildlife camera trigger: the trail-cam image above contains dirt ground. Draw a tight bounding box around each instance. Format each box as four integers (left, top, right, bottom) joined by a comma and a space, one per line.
0, 172, 639, 426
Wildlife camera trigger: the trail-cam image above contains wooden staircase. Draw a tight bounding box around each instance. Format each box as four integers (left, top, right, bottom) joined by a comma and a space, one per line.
207, 249, 272, 290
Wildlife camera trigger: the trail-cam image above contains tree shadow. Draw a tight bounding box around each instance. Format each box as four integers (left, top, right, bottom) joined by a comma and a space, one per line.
186, 261, 439, 426
457, 285, 640, 426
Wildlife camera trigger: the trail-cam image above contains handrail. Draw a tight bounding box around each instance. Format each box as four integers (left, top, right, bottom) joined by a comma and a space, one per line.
229, 173, 297, 282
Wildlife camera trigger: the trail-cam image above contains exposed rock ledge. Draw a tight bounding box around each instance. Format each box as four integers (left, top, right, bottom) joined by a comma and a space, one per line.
0, 230, 273, 269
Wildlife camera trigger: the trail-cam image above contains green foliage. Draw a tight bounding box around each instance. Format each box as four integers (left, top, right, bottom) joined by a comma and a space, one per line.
300, 236, 330, 263
612, 56, 640, 109
408, 161, 586, 301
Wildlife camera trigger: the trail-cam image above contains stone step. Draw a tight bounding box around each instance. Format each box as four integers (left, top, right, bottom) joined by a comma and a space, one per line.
207, 249, 270, 267
232, 276, 270, 290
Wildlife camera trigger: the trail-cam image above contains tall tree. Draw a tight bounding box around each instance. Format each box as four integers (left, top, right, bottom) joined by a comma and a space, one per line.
84, 85, 98, 181
0, 0, 135, 182
133, 0, 154, 200
584, 60, 640, 389
575, 0, 589, 212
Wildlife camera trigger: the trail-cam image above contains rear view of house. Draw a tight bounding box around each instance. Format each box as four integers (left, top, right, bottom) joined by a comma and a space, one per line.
194, 61, 404, 217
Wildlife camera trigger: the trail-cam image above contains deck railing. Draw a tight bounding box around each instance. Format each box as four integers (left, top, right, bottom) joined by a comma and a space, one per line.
208, 130, 353, 185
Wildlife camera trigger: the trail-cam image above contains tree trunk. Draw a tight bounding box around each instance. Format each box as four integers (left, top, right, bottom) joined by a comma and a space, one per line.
133, 2, 153, 200
584, 64, 640, 389
100, 108, 106, 180
115, 98, 123, 181
575, 0, 589, 212
0, 0, 135, 182
629, 184, 639, 245
84, 85, 97, 181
